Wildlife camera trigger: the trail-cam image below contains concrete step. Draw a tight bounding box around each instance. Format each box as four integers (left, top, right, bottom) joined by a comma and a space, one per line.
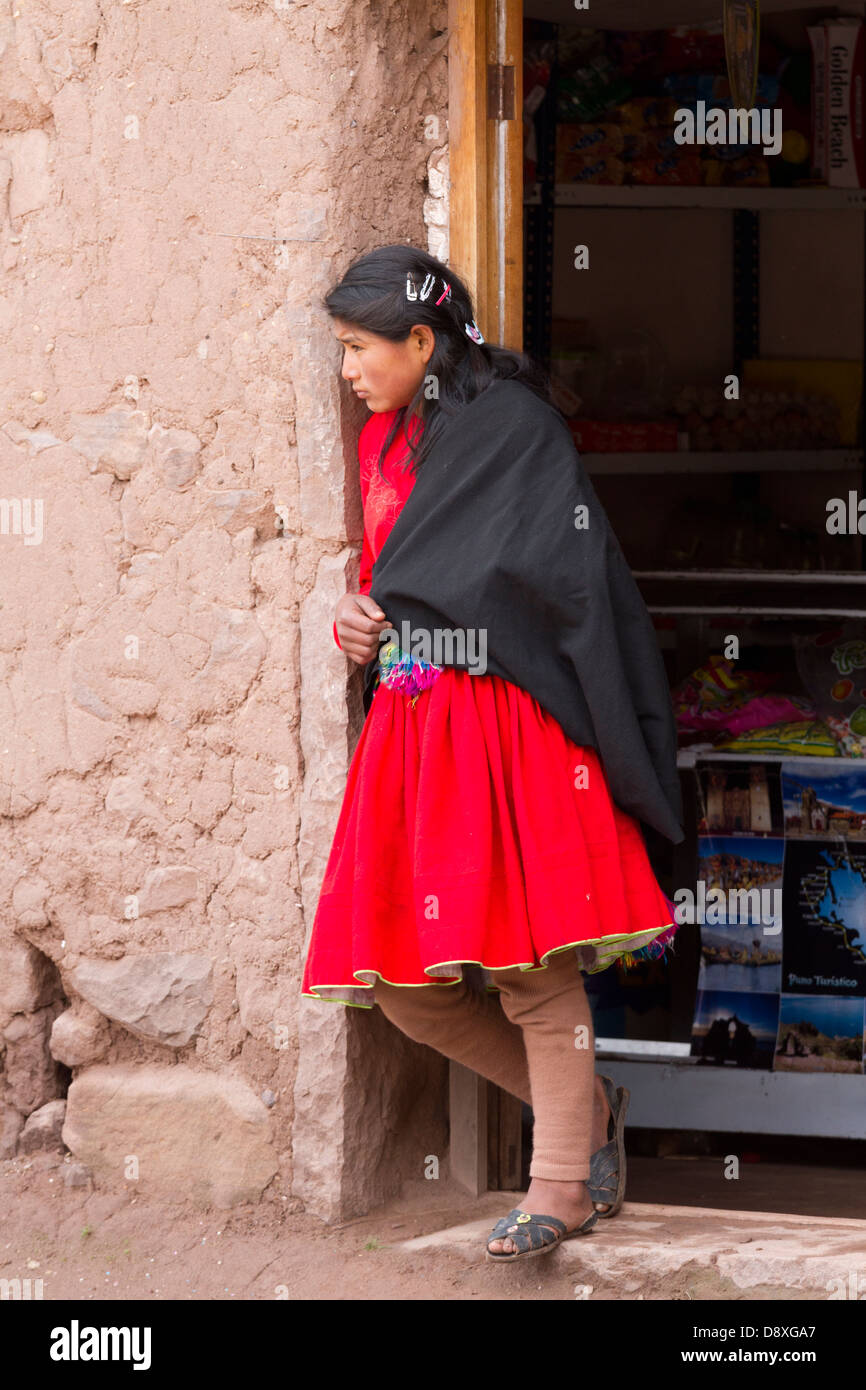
399, 1199, 866, 1297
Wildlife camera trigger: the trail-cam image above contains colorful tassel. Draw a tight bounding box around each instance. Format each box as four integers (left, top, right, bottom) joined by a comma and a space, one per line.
377, 642, 443, 704
619, 920, 681, 970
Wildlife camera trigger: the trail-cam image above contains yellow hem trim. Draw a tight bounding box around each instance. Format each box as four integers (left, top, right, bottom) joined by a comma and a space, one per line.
303, 920, 677, 1007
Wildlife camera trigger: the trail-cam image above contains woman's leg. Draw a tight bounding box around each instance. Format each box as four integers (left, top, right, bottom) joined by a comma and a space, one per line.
374, 974, 532, 1105
494, 949, 596, 1180
488, 949, 601, 1253
375, 960, 614, 1248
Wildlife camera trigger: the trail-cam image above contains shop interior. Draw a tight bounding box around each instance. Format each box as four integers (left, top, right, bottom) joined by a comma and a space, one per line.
518, 0, 866, 1198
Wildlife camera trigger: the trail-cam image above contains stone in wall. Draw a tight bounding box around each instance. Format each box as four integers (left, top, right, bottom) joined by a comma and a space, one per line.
18, 1098, 66, 1154
148, 423, 202, 492
2, 1003, 66, 1116
136, 867, 199, 917
0, 1106, 24, 1161
49, 1004, 110, 1069
11, 876, 52, 931
0, 937, 62, 1014
69, 408, 150, 481
424, 144, 449, 263
63, 1065, 278, 1208
68, 953, 214, 1048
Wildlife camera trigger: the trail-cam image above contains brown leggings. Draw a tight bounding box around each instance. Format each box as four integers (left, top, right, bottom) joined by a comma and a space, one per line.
374, 948, 595, 1181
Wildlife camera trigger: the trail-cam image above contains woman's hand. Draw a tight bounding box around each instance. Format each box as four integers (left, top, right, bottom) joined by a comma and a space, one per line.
335, 592, 390, 666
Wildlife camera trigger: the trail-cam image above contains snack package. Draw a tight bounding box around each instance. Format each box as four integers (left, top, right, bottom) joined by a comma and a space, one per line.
699, 694, 817, 738
722, 155, 771, 186
559, 121, 626, 153
629, 153, 702, 185
616, 96, 680, 131
673, 654, 778, 724
825, 19, 866, 188
808, 23, 828, 180
663, 71, 781, 110
558, 153, 626, 185
713, 720, 838, 756
623, 129, 680, 161
795, 624, 866, 753
556, 122, 626, 178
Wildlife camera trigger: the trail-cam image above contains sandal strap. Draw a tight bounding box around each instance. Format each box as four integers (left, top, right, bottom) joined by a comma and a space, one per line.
597, 1073, 619, 1122
588, 1138, 619, 1196
588, 1076, 627, 1203
487, 1207, 528, 1240
487, 1211, 568, 1256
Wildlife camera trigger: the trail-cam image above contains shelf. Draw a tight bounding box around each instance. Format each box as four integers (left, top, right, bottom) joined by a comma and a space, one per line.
635, 569, 866, 584
678, 750, 866, 767
525, 183, 866, 210
584, 449, 862, 475
635, 569, 866, 618
596, 1038, 691, 1059
652, 605, 866, 617
596, 1060, 866, 1139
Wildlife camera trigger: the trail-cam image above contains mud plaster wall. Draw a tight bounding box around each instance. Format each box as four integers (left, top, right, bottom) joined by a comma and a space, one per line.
0, 0, 450, 1216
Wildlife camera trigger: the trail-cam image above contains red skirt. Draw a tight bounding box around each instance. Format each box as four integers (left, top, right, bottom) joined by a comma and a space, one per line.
301, 669, 678, 1008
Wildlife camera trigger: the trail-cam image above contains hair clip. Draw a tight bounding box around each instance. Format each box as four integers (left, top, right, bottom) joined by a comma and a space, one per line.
465, 319, 485, 344
406, 274, 418, 301
418, 273, 437, 301
435, 280, 452, 306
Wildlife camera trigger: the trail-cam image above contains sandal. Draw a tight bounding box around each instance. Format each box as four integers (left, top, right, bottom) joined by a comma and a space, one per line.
588, 1074, 629, 1218
485, 1205, 599, 1263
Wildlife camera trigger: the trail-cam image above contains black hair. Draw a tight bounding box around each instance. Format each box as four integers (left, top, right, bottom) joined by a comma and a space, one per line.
322, 243, 557, 477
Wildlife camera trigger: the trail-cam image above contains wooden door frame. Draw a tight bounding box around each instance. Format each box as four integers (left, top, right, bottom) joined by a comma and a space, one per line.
448, 0, 524, 349
446, 0, 525, 1195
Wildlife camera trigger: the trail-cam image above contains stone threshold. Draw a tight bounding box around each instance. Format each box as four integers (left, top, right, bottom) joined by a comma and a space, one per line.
398, 1199, 866, 1295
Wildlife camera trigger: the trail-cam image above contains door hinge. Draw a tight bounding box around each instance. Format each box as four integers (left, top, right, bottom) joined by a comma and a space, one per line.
487, 62, 516, 121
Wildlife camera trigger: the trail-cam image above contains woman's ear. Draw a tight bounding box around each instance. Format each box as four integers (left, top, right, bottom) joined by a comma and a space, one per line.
411, 323, 436, 363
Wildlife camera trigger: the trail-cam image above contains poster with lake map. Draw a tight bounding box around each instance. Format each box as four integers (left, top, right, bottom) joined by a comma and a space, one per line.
781, 840, 866, 997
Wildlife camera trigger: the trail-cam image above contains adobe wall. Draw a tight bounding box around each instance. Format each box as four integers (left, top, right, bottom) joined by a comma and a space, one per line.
1, 0, 450, 1218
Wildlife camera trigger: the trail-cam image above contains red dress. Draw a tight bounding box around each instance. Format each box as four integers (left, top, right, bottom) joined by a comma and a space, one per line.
302, 407, 677, 1008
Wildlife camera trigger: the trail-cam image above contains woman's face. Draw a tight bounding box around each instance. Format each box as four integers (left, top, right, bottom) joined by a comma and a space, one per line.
333, 317, 435, 412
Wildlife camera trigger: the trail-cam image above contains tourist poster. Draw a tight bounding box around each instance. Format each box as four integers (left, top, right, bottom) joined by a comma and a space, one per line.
695, 836, 783, 992
690, 988, 779, 1070
695, 760, 784, 838
690, 761, 866, 1071
780, 840, 866, 997
781, 760, 866, 840
774, 995, 865, 1075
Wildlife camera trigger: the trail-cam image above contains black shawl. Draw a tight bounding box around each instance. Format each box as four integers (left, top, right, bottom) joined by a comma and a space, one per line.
365, 378, 684, 845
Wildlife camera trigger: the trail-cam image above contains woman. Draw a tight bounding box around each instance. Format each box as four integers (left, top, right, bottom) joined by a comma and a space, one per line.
301, 244, 684, 1262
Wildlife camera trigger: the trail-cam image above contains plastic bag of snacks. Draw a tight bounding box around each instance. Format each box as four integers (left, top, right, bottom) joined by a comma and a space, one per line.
795, 624, 866, 755
710, 693, 815, 738
673, 654, 777, 725
713, 720, 837, 756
